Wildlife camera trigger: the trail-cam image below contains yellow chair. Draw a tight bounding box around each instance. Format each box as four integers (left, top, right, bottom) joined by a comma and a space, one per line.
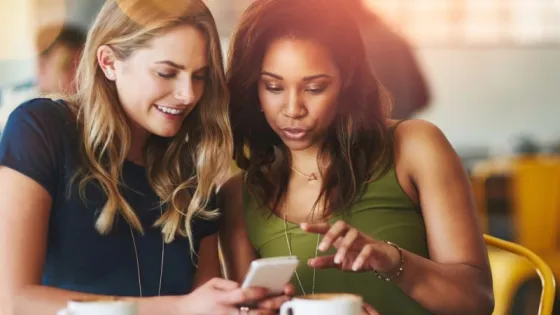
471, 155, 560, 254
470, 156, 516, 233
486, 234, 556, 315
510, 156, 560, 254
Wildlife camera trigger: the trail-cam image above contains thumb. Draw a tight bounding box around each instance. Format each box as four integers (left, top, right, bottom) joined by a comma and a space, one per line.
308, 255, 339, 269
219, 287, 268, 305
208, 278, 240, 291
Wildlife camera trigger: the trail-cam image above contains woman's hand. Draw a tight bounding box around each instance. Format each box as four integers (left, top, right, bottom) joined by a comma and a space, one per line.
256, 284, 294, 310
178, 277, 279, 315
301, 221, 401, 275
362, 303, 380, 315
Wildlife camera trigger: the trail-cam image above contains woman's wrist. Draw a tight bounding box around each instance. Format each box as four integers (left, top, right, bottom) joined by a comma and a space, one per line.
373, 241, 404, 281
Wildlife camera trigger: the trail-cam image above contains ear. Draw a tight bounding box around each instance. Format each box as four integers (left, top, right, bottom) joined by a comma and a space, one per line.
97, 45, 118, 81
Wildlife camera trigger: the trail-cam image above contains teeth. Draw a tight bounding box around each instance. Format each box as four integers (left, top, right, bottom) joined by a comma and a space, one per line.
156, 105, 184, 115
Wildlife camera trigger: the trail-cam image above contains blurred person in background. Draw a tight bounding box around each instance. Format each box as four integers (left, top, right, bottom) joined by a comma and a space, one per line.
0, 0, 289, 314
0, 24, 86, 131
35, 23, 86, 95
345, 0, 431, 119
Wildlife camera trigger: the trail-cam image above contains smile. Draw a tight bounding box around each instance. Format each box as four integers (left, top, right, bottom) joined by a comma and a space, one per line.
155, 105, 185, 116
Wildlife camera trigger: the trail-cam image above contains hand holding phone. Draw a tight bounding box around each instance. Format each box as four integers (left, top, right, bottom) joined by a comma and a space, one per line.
241, 256, 299, 295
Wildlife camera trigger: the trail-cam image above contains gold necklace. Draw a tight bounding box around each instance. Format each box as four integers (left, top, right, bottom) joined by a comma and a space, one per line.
129, 205, 165, 296
290, 166, 318, 182
283, 214, 320, 296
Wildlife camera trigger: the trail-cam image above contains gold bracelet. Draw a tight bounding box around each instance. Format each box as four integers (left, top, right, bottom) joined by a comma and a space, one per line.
374, 241, 404, 282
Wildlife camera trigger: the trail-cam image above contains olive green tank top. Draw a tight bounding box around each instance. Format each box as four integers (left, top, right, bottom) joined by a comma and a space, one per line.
242, 166, 434, 314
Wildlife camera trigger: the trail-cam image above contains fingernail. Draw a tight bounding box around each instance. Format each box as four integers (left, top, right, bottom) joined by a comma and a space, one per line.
319, 243, 327, 251
352, 260, 361, 271
334, 254, 342, 264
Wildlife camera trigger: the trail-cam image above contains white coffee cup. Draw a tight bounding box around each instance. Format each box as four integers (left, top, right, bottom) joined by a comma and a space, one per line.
280, 293, 363, 315
56, 298, 138, 315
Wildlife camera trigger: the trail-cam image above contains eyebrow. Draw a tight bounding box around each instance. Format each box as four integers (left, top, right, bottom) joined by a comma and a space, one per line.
261, 71, 331, 81
194, 65, 210, 73
155, 60, 185, 69
155, 61, 209, 73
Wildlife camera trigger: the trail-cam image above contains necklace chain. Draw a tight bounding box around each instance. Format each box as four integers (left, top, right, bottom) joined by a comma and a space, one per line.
283, 214, 320, 296
129, 205, 165, 297
290, 166, 318, 182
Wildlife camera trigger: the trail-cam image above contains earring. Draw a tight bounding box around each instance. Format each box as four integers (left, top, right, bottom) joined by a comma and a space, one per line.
106, 70, 114, 80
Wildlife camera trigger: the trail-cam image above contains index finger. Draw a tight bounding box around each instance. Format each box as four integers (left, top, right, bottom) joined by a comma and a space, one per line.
300, 222, 331, 234
317, 221, 350, 251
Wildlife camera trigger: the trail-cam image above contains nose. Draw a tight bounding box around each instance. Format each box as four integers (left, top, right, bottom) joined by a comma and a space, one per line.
174, 79, 196, 105
281, 90, 306, 118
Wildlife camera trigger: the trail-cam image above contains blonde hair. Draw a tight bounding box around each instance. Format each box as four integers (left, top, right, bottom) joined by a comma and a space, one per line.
67, 0, 232, 251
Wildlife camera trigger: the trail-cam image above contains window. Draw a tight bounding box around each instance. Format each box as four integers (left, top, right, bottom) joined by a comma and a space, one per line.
366, 0, 560, 46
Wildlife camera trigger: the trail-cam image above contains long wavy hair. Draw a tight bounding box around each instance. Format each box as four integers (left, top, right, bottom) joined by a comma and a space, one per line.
227, 0, 393, 216
66, 0, 232, 250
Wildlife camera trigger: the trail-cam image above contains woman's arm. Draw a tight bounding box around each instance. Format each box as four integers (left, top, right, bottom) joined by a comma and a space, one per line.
192, 234, 222, 288
305, 120, 493, 315
384, 120, 493, 314
0, 167, 272, 315
218, 173, 257, 282
0, 167, 181, 315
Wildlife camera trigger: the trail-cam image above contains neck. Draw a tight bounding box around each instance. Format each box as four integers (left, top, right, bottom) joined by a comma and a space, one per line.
289, 146, 321, 176
127, 124, 149, 166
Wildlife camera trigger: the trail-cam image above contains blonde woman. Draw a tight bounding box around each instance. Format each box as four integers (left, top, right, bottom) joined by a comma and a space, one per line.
0, 0, 287, 314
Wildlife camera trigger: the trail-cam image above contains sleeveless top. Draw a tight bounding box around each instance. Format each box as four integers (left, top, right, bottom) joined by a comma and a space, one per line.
242, 158, 434, 314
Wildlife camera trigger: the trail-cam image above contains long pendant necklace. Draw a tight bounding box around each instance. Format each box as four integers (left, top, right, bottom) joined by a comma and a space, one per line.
129, 205, 165, 296
283, 214, 320, 296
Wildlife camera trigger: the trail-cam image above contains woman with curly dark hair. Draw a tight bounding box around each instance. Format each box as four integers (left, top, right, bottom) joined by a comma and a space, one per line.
219, 0, 494, 314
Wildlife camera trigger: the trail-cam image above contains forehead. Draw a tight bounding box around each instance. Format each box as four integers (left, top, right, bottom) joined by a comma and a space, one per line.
133, 24, 208, 69
261, 38, 339, 79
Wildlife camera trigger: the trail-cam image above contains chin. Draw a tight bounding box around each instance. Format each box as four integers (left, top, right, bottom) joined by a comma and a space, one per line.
150, 128, 182, 138
282, 139, 315, 151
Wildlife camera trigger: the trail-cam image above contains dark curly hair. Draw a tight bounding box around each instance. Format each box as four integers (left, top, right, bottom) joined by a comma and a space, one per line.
227, 0, 394, 217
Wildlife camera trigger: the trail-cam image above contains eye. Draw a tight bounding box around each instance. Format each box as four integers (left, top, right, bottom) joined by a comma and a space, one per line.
265, 85, 284, 93
157, 72, 176, 79
193, 73, 208, 81
306, 86, 326, 94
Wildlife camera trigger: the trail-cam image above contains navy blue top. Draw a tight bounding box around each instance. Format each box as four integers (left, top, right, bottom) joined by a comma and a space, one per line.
0, 98, 220, 297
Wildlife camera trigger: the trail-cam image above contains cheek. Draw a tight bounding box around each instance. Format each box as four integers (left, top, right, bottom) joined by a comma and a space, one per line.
118, 73, 171, 108
258, 89, 283, 114
193, 81, 206, 102
308, 94, 339, 127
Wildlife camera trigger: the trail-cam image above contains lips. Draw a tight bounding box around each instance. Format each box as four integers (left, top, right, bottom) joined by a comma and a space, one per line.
281, 127, 309, 140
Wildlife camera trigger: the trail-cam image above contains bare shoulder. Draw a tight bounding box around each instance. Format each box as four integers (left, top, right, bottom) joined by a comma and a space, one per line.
392, 119, 450, 151
391, 119, 461, 178
219, 171, 244, 215
222, 171, 243, 194
393, 120, 456, 159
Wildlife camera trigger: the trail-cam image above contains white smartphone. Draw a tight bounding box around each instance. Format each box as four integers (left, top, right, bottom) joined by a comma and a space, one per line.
241, 256, 299, 295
